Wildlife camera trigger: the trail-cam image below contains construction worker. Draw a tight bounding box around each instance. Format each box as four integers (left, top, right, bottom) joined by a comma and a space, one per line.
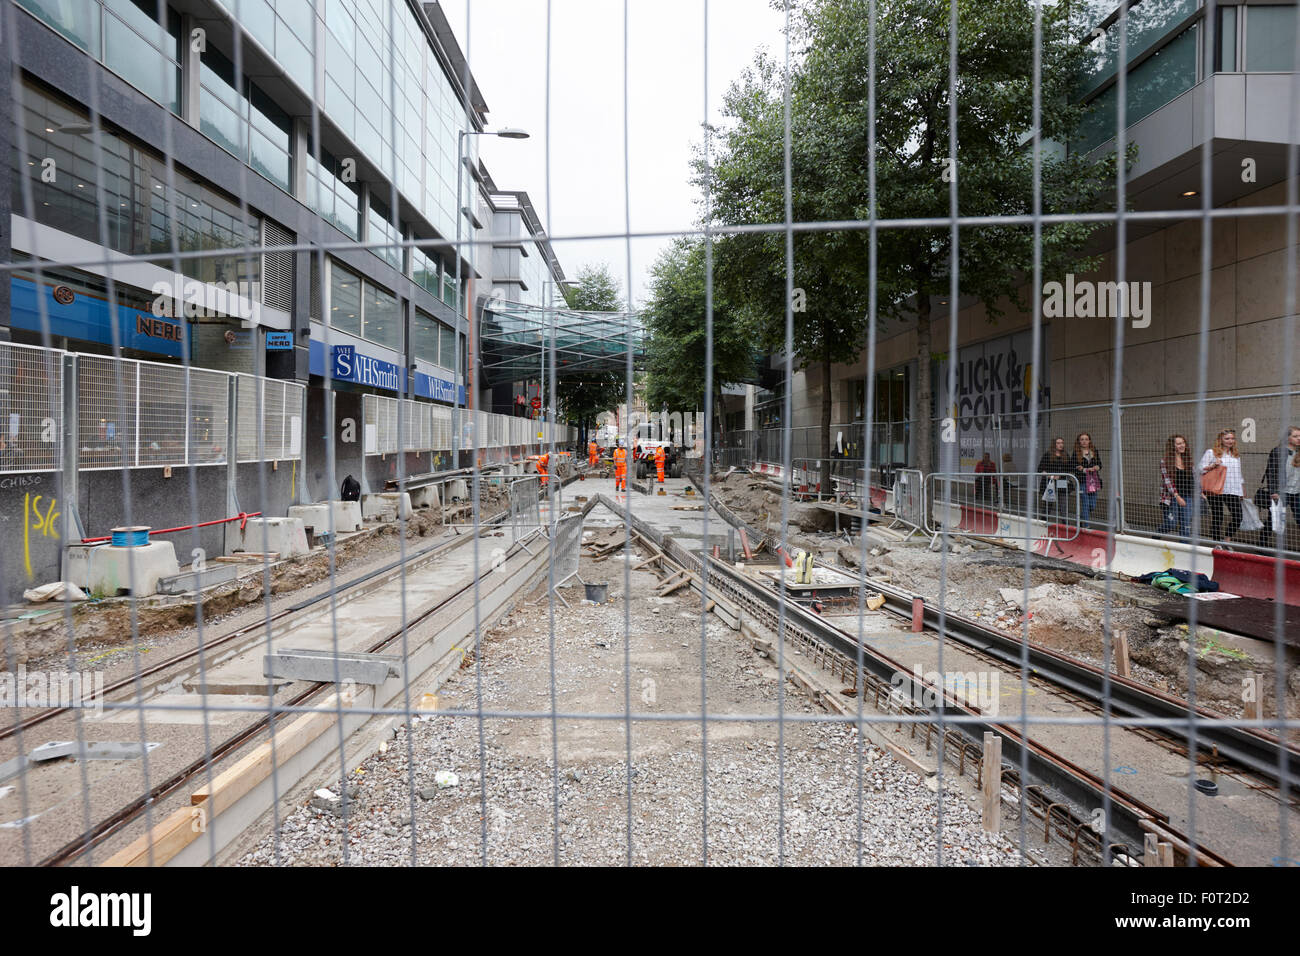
613, 442, 627, 492
588, 440, 598, 468
537, 452, 549, 486
655, 443, 666, 483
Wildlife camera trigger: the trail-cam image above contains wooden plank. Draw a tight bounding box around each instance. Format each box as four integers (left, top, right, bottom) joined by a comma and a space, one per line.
659, 573, 698, 597
1244, 672, 1263, 721
102, 806, 199, 868
1115, 631, 1131, 679
982, 732, 1002, 832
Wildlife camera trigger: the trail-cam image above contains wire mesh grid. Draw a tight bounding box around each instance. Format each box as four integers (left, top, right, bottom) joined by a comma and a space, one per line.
0, 0, 1294, 879
0, 341, 62, 473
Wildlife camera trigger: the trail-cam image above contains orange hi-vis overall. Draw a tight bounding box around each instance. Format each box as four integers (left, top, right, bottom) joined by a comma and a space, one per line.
588, 441, 597, 467
655, 445, 666, 483
537, 453, 549, 485
613, 447, 627, 491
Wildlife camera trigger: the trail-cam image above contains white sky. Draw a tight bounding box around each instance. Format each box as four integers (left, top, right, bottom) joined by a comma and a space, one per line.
442, 0, 787, 306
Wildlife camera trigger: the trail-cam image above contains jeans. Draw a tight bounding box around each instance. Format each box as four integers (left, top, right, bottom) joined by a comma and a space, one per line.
1205, 493, 1242, 542
1161, 501, 1190, 538
1080, 490, 1097, 525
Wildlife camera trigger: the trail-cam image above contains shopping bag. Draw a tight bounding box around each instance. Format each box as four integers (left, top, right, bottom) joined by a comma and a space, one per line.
1271, 500, 1288, 535
1042, 484, 1057, 504
1240, 500, 1264, 533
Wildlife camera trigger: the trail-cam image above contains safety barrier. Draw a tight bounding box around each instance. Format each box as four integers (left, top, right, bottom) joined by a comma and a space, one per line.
925, 473, 1081, 542
1210, 549, 1300, 604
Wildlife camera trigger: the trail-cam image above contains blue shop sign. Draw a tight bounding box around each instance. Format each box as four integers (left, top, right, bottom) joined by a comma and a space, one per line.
10, 277, 186, 357
413, 369, 466, 405
265, 331, 293, 350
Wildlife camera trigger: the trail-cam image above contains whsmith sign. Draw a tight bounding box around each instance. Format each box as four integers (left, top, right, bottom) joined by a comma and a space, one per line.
332, 345, 401, 391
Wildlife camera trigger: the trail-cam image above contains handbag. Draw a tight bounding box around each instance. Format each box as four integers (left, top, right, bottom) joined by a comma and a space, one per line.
1085, 470, 1100, 494
1201, 459, 1226, 495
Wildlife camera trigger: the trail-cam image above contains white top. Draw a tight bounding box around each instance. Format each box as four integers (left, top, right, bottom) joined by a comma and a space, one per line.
1287, 449, 1300, 495
1199, 448, 1243, 496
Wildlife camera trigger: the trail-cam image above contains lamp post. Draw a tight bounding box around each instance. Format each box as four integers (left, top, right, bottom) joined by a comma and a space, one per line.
453, 126, 529, 467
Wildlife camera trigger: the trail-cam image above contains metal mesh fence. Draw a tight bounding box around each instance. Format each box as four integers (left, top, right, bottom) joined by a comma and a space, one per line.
0, 341, 61, 473
0, 0, 1296, 892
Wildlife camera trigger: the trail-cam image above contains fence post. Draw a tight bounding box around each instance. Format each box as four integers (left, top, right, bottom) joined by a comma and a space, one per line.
60, 353, 85, 541
226, 376, 239, 519
982, 732, 1002, 832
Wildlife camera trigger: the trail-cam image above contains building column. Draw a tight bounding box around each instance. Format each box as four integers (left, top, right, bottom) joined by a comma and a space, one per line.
0, 19, 11, 340
180, 14, 201, 128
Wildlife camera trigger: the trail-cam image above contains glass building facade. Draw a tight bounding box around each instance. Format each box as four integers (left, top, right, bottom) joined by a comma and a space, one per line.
1074, 2, 1300, 154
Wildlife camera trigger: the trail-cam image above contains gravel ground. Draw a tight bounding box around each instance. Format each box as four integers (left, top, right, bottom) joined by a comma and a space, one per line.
237, 547, 1023, 867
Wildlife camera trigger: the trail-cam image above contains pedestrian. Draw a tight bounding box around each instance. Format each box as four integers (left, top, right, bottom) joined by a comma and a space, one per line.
1158, 434, 1194, 539
340, 474, 360, 501
1256, 425, 1300, 534
974, 451, 998, 504
1036, 436, 1070, 520
1071, 432, 1103, 525
654, 443, 666, 484
588, 439, 598, 468
1199, 428, 1244, 544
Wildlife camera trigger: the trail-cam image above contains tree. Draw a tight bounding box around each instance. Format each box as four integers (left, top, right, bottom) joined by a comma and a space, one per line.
642, 238, 757, 445
704, 0, 1123, 470
555, 263, 627, 437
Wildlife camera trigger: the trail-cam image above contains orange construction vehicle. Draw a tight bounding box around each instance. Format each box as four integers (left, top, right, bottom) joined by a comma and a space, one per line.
613, 444, 627, 492
654, 443, 666, 483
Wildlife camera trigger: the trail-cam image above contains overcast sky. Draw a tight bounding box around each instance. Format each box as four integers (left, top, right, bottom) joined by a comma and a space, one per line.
441, 0, 787, 306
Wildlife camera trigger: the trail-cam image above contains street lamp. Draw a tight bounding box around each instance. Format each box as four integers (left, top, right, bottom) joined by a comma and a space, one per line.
453, 126, 531, 467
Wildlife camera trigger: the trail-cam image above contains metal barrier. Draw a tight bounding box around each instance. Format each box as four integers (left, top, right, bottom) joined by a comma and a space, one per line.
0, 341, 62, 473
509, 474, 541, 541
924, 472, 1081, 543
892, 467, 926, 533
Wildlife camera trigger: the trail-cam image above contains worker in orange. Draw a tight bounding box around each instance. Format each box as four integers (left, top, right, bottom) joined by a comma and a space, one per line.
537, 452, 549, 486
655, 444, 666, 483
588, 440, 597, 467
613, 441, 627, 492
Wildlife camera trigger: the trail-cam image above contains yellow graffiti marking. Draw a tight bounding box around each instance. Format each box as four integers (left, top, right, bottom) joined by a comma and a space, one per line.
23, 493, 61, 580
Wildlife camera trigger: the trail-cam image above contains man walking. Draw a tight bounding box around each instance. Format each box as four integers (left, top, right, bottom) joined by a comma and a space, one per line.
613, 442, 627, 493
655, 444, 666, 484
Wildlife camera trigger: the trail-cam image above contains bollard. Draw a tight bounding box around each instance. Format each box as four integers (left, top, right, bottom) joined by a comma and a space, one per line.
911, 596, 924, 632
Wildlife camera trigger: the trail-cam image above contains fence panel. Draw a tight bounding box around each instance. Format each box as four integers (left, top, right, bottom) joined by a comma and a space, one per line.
0, 341, 63, 473
77, 354, 137, 470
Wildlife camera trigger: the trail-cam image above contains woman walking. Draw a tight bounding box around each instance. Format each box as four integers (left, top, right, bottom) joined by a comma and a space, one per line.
1036, 436, 1071, 520
1159, 434, 1195, 538
1199, 429, 1244, 544
1071, 432, 1103, 525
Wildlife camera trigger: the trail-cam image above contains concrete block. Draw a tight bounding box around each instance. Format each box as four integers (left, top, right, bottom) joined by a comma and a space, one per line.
264, 648, 402, 686
288, 501, 362, 535
226, 516, 310, 556
410, 485, 440, 509
445, 479, 468, 502
64, 541, 180, 598
332, 500, 362, 532
362, 492, 413, 521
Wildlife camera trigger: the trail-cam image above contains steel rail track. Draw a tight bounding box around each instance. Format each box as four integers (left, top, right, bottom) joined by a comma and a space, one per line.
695, 477, 1299, 790
609, 491, 1231, 865
0, 504, 514, 744
34, 486, 589, 866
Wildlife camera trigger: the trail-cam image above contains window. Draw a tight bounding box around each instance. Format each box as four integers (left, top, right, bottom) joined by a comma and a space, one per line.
14, 78, 260, 288
363, 282, 401, 352
102, 0, 182, 113
412, 245, 440, 297
18, 0, 100, 53
439, 324, 457, 371
368, 196, 402, 270
330, 262, 362, 337
1246, 5, 1297, 72
306, 144, 360, 240
413, 309, 440, 364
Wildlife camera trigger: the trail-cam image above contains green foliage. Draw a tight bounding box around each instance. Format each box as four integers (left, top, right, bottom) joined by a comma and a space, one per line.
701, 0, 1122, 465
641, 238, 757, 418
563, 263, 624, 312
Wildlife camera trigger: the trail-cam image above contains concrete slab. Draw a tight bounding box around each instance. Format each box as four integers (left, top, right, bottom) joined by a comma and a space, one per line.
64, 541, 180, 598
444, 479, 468, 502
264, 648, 402, 685
362, 492, 413, 521
225, 516, 311, 557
